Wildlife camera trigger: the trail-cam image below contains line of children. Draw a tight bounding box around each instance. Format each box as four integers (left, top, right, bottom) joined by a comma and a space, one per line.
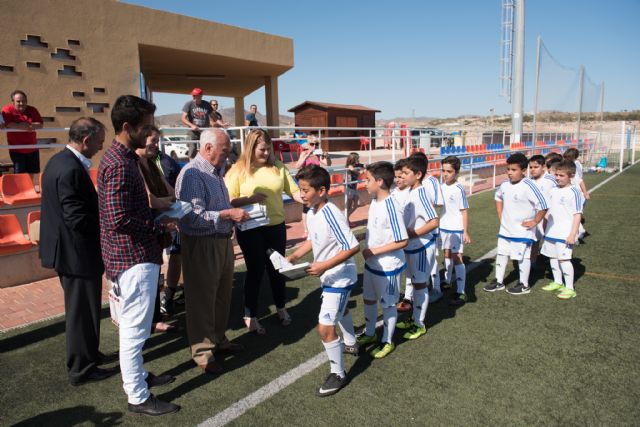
528, 154, 557, 268
292, 150, 585, 397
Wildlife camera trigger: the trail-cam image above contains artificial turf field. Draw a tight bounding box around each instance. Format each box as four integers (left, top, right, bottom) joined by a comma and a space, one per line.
2, 165, 639, 426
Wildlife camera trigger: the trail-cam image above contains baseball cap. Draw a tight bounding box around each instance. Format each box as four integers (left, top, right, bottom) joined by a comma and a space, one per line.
191, 88, 203, 96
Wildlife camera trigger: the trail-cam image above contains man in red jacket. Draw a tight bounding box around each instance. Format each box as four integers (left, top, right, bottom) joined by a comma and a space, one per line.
1, 90, 44, 180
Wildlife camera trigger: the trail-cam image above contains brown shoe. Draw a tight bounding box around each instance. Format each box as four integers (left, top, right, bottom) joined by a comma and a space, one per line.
218, 342, 245, 354
396, 300, 413, 313
199, 360, 223, 375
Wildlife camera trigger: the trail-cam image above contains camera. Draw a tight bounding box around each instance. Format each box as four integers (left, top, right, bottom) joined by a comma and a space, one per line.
313, 148, 323, 155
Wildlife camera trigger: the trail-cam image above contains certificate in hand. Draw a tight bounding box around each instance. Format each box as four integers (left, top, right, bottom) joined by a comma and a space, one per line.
237, 203, 269, 231
268, 249, 309, 280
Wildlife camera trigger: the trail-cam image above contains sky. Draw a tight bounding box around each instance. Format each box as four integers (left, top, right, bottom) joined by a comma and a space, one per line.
124, 0, 639, 120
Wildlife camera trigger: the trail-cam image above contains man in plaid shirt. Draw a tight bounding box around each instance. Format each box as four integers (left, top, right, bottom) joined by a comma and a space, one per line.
98, 95, 179, 417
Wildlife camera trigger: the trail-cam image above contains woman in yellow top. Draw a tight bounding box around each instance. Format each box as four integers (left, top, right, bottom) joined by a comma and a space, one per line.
225, 129, 303, 335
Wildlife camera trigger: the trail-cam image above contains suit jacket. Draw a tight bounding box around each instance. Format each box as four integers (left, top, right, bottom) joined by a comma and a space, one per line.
39, 148, 104, 277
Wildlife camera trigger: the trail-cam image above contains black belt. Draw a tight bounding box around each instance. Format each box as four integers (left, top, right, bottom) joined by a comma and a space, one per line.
209, 232, 232, 239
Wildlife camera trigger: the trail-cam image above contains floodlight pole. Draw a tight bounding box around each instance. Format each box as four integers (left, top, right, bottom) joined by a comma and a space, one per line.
511, 0, 525, 144
576, 65, 585, 142
532, 35, 542, 148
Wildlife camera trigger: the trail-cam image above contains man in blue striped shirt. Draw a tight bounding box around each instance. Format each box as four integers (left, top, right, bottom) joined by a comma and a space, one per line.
175, 128, 249, 374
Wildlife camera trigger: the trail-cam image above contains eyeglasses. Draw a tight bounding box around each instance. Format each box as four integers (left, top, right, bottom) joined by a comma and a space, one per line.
211, 104, 218, 106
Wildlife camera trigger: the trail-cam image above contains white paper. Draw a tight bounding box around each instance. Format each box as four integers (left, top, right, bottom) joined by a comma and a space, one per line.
156, 201, 193, 220
268, 249, 309, 280
237, 203, 269, 231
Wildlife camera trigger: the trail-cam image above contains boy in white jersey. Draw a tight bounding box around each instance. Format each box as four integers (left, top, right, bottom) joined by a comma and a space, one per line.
540, 160, 583, 299
528, 155, 557, 268
563, 148, 588, 240
357, 162, 408, 358
392, 159, 414, 313
409, 152, 445, 303
439, 156, 471, 306
483, 153, 548, 295
288, 165, 360, 397
395, 156, 439, 340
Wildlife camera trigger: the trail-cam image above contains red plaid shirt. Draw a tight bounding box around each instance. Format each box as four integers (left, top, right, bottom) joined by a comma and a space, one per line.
98, 140, 162, 280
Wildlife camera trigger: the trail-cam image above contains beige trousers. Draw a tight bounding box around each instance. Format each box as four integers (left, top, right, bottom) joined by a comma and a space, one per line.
180, 233, 234, 366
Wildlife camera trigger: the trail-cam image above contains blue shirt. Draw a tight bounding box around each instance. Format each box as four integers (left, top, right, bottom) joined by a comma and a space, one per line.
175, 154, 233, 236
245, 112, 258, 127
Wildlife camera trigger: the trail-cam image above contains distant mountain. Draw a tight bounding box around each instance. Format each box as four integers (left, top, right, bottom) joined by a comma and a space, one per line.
156, 107, 294, 127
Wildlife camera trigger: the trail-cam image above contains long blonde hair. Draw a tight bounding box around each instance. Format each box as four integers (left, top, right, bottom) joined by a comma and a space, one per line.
234, 129, 278, 178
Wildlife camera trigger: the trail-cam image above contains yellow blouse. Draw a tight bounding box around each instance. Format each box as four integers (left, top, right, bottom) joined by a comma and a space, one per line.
224, 161, 299, 226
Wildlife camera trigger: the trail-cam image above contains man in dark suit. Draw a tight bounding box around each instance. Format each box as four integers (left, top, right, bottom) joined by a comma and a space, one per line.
40, 117, 118, 385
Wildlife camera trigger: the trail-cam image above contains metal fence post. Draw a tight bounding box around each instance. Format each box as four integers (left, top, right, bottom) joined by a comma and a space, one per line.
620, 121, 625, 170
468, 162, 474, 195
368, 128, 373, 164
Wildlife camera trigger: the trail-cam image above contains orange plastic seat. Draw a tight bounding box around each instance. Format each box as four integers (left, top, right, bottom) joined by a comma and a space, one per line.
356, 172, 367, 191
0, 173, 42, 206
89, 168, 98, 189
328, 173, 345, 196
27, 210, 41, 243
0, 214, 34, 255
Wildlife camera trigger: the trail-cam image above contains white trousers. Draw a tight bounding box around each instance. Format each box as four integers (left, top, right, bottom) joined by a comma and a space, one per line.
115, 262, 159, 405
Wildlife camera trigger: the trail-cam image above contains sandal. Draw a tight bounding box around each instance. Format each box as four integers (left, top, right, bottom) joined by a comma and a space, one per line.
277, 308, 292, 327
244, 317, 266, 335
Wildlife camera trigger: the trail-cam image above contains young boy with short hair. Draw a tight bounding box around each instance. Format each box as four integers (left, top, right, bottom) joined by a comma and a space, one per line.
392, 159, 414, 313
409, 152, 445, 303
528, 155, 557, 267
483, 153, 548, 295
357, 162, 408, 358
545, 152, 563, 174
288, 165, 360, 397
439, 156, 471, 306
396, 156, 439, 339
540, 160, 584, 299
563, 148, 588, 240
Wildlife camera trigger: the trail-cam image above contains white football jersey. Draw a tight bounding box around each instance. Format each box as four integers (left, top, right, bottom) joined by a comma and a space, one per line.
532, 173, 557, 200
391, 186, 411, 214
306, 202, 359, 288
365, 195, 408, 272
424, 174, 444, 207
495, 177, 549, 242
403, 185, 439, 251
571, 160, 584, 186
544, 185, 584, 242
440, 182, 469, 232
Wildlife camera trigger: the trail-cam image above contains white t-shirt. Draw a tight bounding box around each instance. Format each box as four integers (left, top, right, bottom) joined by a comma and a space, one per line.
306, 202, 359, 289
440, 182, 469, 232
544, 185, 584, 242
571, 160, 584, 186
532, 173, 557, 200
495, 177, 549, 242
424, 175, 444, 207
403, 185, 439, 251
391, 186, 411, 214
365, 195, 408, 272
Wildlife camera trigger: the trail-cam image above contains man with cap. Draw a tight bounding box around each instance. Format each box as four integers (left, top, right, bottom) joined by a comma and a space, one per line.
181, 88, 214, 159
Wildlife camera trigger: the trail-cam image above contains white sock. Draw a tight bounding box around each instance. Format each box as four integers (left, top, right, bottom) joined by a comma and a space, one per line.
455, 263, 466, 294
519, 258, 531, 287
338, 311, 357, 346
444, 258, 454, 283
495, 254, 509, 284
549, 258, 563, 283
578, 223, 586, 239
404, 280, 414, 301
322, 337, 345, 377
381, 306, 397, 344
431, 261, 441, 291
560, 260, 575, 290
412, 287, 428, 327
363, 303, 378, 337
